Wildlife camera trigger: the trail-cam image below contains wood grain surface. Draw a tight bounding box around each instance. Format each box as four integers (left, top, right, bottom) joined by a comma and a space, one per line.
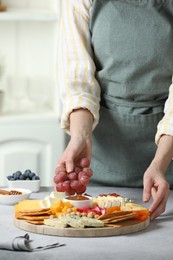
14, 217, 150, 237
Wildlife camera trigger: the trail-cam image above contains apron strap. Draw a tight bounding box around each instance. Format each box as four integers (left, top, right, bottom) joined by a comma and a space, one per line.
101, 93, 166, 108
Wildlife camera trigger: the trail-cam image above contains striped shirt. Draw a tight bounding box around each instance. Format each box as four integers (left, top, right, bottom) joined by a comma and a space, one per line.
57, 0, 173, 144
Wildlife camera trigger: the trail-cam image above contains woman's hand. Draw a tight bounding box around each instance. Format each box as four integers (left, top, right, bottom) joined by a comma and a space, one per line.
143, 162, 170, 220
57, 108, 93, 172
143, 135, 173, 220
58, 133, 92, 173
54, 109, 93, 195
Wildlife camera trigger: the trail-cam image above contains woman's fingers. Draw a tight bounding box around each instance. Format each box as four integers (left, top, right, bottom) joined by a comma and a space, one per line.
149, 184, 170, 220
143, 168, 170, 220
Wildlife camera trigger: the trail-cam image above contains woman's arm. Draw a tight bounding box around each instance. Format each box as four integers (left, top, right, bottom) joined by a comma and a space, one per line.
57, 0, 100, 134
143, 135, 172, 219
57, 0, 99, 172
145, 79, 173, 219
152, 135, 173, 172
60, 108, 93, 173
155, 81, 173, 144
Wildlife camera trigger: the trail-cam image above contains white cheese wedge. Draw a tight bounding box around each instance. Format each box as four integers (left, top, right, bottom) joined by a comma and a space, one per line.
50, 191, 66, 200
93, 195, 125, 208
40, 191, 66, 208
105, 200, 112, 208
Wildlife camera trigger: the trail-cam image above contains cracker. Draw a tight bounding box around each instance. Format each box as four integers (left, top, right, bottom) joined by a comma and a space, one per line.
20, 210, 51, 216
26, 220, 44, 225
102, 213, 138, 224
98, 211, 133, 220
21, 215, 51, 221
19, 208, 50, 214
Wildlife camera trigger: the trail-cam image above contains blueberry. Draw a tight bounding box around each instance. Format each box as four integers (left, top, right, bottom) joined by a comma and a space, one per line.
28, 172, 35, 180
7, 175, 12, 180
21, 174, 27, 180
13, 173, 19, 180
11, 171, 22, 180
23, 169, 31, 178
12, 172, 16, 178
16, 170, 22, 175
32, 175, 40, 180
15, 171, 22, 179
19, 174, 25, 180
10, 177, 15, 181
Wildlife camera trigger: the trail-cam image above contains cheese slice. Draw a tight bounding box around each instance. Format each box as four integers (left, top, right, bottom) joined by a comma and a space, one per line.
44, 215, 104, 228
44, 218, 67, 228
93, 195, 125, 208
121, 202, 147, 211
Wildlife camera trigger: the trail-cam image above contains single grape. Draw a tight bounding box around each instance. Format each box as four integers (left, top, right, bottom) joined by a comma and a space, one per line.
76, 184, 86, 195
83, 167, 93, 177
78, 171, 88, 180
66, 187, 76, 195
70, 180, 80, 191
55, 166, 66, 175
79, 175, 90, 186
68, 172, 78, 180
54, 175, 59, 184
74, 167, 81, 174
78, 158, 90, 168
62, 180, 71, 191
55, 182, 65, 192
54, 172, 67, 184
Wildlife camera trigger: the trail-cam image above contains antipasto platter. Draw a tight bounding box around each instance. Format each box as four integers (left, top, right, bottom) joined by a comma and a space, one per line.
14, 216, 150, 237
14, 191, 150, 237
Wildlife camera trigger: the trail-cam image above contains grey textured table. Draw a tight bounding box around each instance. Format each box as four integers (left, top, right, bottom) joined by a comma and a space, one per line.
0, 186, 173, 260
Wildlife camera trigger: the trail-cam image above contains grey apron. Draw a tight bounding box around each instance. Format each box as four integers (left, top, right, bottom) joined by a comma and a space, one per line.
89, 0, 173, 187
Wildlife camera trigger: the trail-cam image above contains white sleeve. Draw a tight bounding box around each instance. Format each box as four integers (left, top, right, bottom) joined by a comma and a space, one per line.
57, 0, 100, 133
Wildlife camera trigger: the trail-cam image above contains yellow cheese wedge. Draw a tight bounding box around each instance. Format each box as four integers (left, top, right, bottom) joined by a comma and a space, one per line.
121, 202, 147, 211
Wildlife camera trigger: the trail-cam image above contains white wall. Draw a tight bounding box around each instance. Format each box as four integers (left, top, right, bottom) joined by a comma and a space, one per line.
3, 0, 59, 11
0, 0, 65, 186
0, 0, 62, 115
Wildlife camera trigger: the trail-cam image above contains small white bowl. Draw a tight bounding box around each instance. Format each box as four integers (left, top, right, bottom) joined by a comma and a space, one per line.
0, 188, 31, 205
64, 195, 93, 209
7, 179, 40, 192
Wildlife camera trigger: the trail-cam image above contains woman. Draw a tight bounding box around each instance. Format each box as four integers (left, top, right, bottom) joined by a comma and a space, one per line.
56, 0, 173, 220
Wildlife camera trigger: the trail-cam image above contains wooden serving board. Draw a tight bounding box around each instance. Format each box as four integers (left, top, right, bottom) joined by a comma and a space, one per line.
14, 217, 150, 237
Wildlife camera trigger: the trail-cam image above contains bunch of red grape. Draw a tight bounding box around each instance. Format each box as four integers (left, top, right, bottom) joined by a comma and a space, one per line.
54, 158, 93, 195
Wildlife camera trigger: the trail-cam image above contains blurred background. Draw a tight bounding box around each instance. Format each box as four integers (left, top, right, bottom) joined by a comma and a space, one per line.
0, 0, 65, 186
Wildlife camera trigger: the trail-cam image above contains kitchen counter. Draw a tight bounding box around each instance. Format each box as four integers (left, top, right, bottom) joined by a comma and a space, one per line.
0, 186, 173, 260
